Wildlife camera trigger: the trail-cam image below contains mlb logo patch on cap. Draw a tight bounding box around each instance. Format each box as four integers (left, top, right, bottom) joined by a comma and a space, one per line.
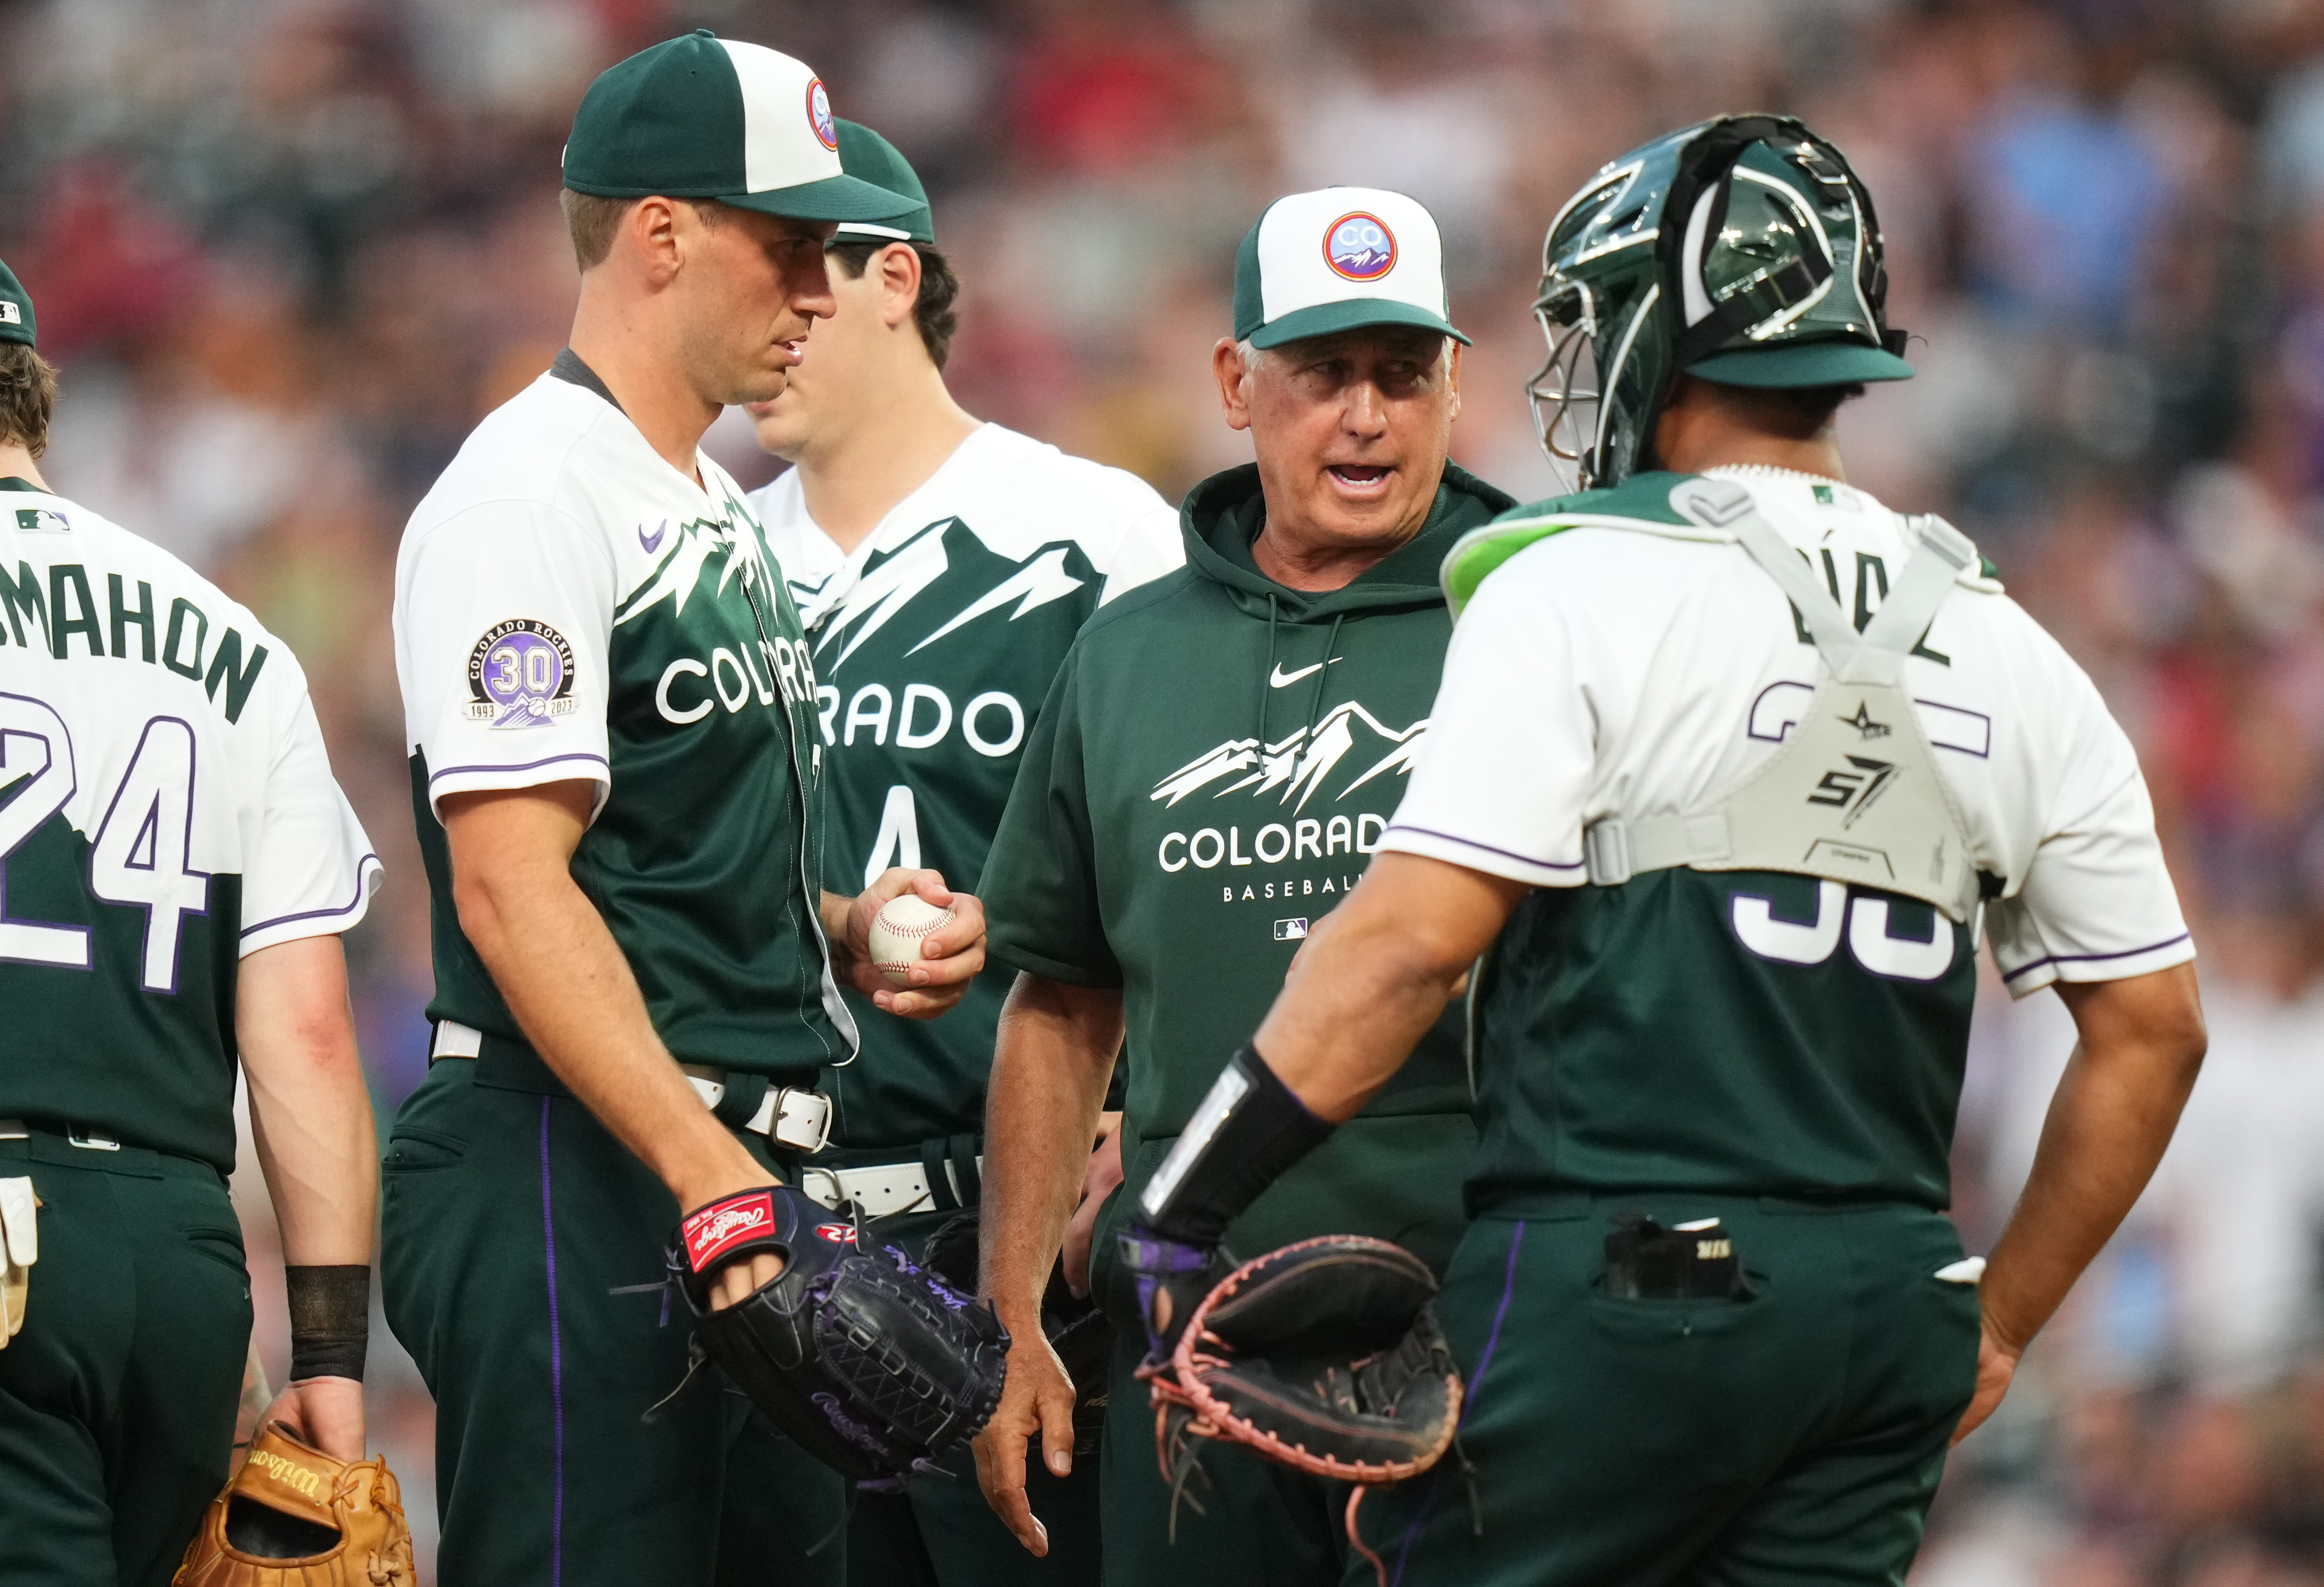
1234, 187, 1469, 351
0, 256, 32, 348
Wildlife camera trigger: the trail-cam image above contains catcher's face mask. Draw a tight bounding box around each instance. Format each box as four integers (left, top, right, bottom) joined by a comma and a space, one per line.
1526, 279, 1603, 497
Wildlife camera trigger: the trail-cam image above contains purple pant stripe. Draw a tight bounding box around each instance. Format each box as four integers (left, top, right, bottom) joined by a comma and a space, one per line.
541, 1098, 566, 1587
1389, 1220, 1526, 1587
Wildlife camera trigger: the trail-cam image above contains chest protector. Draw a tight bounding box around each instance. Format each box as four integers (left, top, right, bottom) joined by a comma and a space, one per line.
1580, 476, 1985, 922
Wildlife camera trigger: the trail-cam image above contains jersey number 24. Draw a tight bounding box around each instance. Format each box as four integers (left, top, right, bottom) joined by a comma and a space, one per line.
0, 695, 209, 993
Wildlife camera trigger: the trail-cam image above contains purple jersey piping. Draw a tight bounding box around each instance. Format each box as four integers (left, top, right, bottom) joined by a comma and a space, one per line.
1380, 825, 1585, 874
1390, 1219, 1526, 1586
239, 854, 382, 938
1999, 931, 2192, 983
425, 752, 609, 790
540, 1098, 566, 1586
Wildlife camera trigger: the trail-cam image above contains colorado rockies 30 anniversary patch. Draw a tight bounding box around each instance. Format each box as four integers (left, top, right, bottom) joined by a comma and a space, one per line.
465, 618, 578, 729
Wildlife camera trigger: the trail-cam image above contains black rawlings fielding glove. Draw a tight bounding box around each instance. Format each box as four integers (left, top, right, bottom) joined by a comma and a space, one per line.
669, 1187, 1009, 1486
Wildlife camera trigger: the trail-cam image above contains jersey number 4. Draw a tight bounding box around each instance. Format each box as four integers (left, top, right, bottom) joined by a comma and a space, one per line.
0, 696, 209, 993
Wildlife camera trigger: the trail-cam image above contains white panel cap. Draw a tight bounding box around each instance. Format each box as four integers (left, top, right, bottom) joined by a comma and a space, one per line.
1235, 187, 1469, 350
561, 30, 917, 224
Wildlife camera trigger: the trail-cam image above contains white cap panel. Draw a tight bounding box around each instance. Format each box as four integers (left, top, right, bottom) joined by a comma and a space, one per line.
1256, 187, 1449, 325
721, 39, 844, 194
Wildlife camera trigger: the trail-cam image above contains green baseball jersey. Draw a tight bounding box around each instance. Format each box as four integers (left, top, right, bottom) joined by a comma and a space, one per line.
395, 360, 851, 1078
749, 424, 1183, 1149
983, 461, 1516, 1287
0, 480, 380, 1172
1381, 468, 2193, 1211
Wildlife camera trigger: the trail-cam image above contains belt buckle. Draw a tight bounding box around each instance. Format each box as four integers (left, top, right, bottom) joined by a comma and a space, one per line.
772, 1088, 833, 1154
798, 1166, 844, 1211
68, 1128, 120, 1152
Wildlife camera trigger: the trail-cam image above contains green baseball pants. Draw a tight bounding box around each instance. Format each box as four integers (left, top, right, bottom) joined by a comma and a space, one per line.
1099, 1331, 1352, 1587
0, 1128, 252, 1587
1354, 1195, 1982, 1587
380, 1055, 846, 1587
840, 1206, 1103, 1587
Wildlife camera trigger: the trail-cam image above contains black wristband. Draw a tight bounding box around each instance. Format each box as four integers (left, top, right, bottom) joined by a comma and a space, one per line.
285, 1264, 369, 1383
1137, 1044, 1334, 1246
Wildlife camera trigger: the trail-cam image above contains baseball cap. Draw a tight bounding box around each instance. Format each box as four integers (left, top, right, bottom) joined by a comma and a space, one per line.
562, 31, 918, 224
832, 121, 934, 245
0, 258, 32, 348
1234, 188, 1469, 351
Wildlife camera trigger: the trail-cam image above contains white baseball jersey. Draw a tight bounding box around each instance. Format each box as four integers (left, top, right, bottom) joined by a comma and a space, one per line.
1388, 466, 2192, 996
749, 421, 1182, 628
1388, 465, 2192, 1208
395, 362, 853, 1076
0, 478, 379, 1171
748, 420, 1181, 1147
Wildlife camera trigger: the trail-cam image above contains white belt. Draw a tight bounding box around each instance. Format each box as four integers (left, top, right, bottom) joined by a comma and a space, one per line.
0, 1120, 115, 1150
680, 1066, 834, 1153
430, 1022, 832, 1153
798, 1155, 984, 1218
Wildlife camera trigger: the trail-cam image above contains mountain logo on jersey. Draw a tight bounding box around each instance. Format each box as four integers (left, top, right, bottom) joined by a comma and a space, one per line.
1151, 700, 1425, 814
614, 506, 772, 629
466, 618, 578, 730
809, 519, 1090, 669
1324, 212, 1397, 281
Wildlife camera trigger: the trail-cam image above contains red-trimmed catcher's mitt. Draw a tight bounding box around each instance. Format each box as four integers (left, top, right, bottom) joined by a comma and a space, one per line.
1140, 1235, 1464, 1578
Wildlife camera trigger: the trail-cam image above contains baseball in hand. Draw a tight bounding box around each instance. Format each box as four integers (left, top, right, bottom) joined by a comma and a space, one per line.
868, 894, 955, 988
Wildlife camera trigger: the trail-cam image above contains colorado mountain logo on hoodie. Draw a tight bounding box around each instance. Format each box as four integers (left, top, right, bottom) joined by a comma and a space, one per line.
1150, 700, 1427, 813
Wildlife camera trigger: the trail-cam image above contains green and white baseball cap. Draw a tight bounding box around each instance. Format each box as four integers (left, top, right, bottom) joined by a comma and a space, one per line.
0, 258, 32, 348
832, 121, 934, 245
563, 31, 918, 224
1234, 187, 1469, 351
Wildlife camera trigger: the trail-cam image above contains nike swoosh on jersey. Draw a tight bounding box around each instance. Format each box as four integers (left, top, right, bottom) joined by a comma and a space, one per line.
640, 520, 668, 553
1270, 662, 1324, 688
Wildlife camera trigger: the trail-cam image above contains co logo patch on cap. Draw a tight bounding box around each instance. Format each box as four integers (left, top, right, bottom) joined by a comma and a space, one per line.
1324, 212, 1397, 281
807, 79, 837, 151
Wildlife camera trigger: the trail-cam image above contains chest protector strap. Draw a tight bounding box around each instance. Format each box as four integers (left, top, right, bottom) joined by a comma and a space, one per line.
1580, 476, 1984, 922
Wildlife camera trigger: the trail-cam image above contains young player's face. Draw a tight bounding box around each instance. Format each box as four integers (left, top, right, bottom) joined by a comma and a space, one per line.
742, 246, 894, 461
674, 206, 838, 408
1223, 326, 1462, 555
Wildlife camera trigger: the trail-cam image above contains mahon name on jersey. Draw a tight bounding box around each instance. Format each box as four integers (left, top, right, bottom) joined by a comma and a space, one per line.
0, 480, 380, 1171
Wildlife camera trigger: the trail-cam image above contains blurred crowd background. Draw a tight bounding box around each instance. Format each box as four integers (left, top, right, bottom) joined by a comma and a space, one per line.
4, 0, 2323, 1579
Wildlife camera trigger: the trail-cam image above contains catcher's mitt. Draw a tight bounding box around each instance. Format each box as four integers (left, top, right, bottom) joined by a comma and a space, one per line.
924, 1211, 1115, 1455
172, 1423, 413, 1587
671, 1186, 1009, 1486
1141, 1235, 1465, 1581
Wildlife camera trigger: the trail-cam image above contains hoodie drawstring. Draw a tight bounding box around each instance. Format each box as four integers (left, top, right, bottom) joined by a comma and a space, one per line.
1259, 592, 1280, 762
1306, 610, 1347, 752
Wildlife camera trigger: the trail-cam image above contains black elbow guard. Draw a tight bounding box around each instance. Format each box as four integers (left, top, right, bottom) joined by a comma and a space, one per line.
1137, 1044, 1334, 1247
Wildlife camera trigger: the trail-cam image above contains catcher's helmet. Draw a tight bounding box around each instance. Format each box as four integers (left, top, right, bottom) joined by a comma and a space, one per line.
1528, 115, 1912, 492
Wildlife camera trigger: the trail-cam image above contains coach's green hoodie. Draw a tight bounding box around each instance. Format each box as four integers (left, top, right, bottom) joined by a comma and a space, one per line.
983, 459, 1515, 1329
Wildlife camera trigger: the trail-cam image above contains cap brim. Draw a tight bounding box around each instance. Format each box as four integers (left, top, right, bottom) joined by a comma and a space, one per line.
1249, 298, 1472, 350
834, 210, 935, 246
719, 173, 924, 223
1686, 340, 1915, 388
